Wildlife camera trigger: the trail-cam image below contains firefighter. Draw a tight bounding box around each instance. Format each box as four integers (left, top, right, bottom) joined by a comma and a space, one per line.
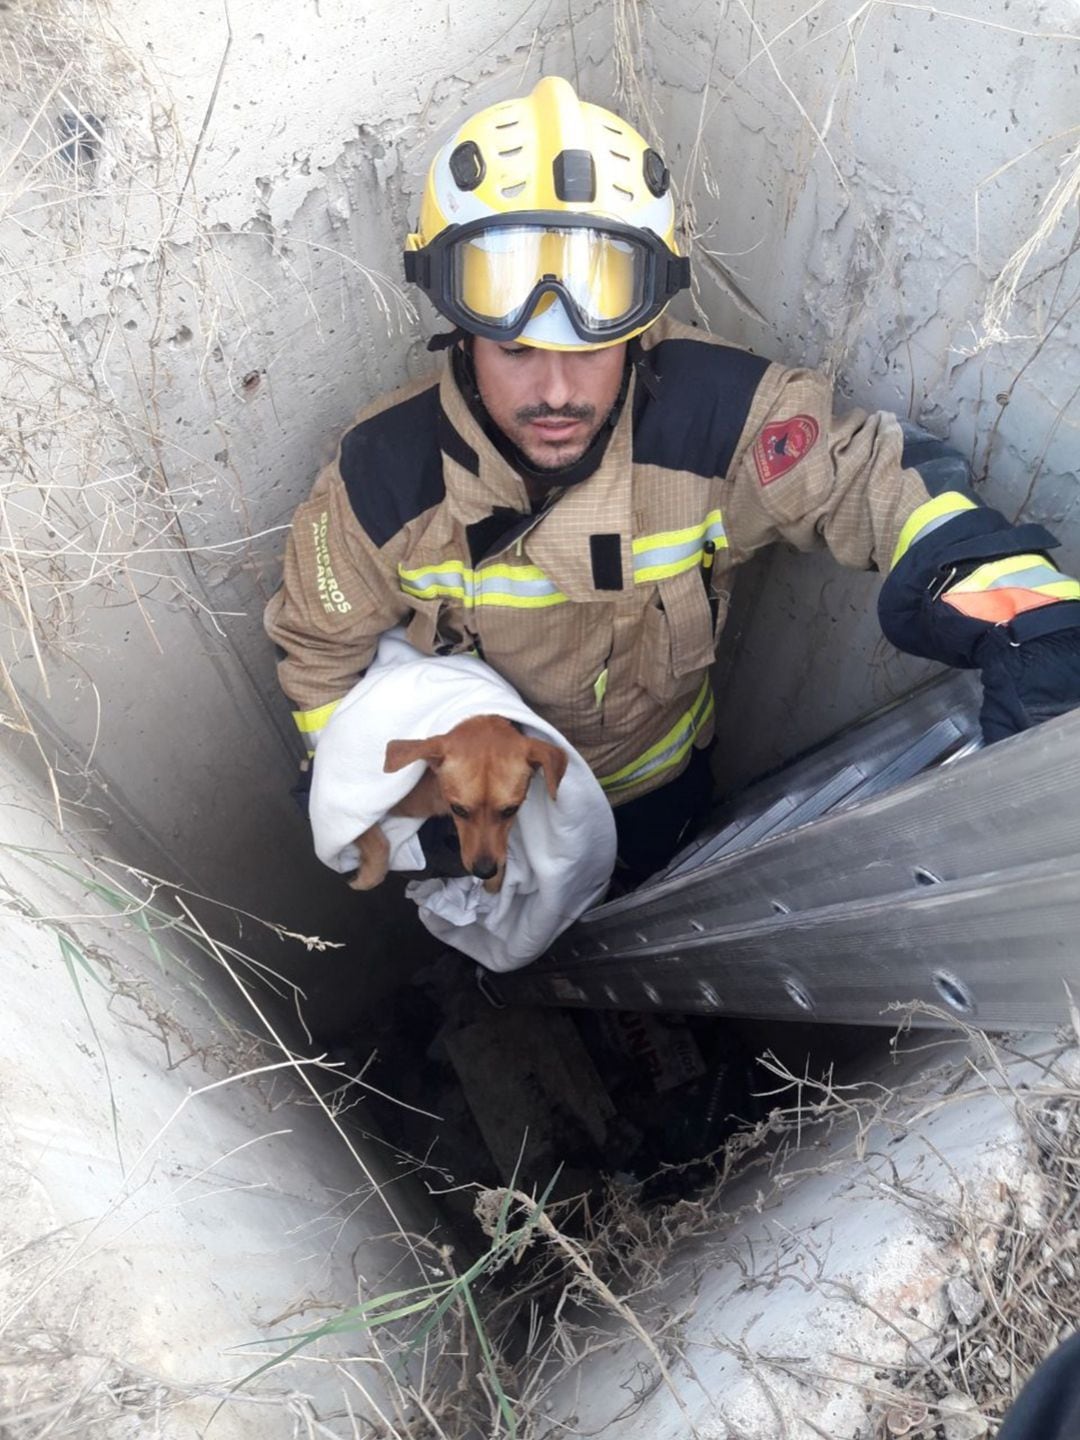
265, 76, 1080, 883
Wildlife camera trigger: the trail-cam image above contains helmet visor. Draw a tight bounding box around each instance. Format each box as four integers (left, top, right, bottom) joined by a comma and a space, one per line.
450, 223, 650, 337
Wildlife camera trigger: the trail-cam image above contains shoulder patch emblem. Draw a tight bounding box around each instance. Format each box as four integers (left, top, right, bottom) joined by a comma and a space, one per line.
753, 415, 820, 485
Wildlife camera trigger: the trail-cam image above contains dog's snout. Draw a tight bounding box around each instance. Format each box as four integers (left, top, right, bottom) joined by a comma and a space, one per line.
471, 856, 499, 881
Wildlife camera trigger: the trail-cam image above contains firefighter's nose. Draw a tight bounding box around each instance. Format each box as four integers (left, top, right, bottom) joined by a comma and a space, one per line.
471, 855, 498, 880
536, 352, 573, 410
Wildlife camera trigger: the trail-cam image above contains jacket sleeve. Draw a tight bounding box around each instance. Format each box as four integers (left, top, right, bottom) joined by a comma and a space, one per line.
877, 423, 1080, 741
263, 458, 410, 753
724, 365, 935, 574
724, 362, 1080, 685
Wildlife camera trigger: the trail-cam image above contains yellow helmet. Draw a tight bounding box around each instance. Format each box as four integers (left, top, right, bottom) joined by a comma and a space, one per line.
404, 76, 689, 351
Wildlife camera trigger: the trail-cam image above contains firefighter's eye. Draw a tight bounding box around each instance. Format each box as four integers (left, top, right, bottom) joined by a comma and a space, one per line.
450, 803, 470, 818
500, 804, 520, 819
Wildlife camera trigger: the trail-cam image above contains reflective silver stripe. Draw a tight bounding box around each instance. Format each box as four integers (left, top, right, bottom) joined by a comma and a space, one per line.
473, 573, 565, 603
632, 512, 727, 584
890, 491, 979, 570
399, 564, 469, 600
399, 561, 567, 609
970, 562, 1065, 592
600, 680, 715, 795
905, 510, 961, 551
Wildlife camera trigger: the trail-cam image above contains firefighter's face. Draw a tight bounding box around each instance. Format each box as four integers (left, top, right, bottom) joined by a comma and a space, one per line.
471, 339, 627, 472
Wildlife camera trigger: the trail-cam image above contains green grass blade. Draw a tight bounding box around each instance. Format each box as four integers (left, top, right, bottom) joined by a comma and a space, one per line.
461, 1278, 517, 1437
57, 933, 123, 1170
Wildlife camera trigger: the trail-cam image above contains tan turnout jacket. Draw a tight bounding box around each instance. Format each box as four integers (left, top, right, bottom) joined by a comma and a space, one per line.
265, 316, 939, 804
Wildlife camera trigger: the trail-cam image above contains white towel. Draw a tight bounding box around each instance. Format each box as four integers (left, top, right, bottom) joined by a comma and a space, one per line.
308, 630, 617, 972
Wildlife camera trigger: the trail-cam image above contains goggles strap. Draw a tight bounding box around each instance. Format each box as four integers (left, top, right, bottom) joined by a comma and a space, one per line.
665, 254, 691, 296
427, 327, 466, 352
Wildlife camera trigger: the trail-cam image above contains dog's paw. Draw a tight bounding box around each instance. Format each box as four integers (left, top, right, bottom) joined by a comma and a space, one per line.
350, 826, 390, 891
348, 863, 386, 891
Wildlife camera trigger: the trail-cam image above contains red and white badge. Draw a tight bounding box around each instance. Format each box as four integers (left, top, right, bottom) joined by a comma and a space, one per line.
753, 414, 820, 485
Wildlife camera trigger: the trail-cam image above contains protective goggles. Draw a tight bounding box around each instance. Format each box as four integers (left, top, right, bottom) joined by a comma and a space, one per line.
404, 213, 690, 344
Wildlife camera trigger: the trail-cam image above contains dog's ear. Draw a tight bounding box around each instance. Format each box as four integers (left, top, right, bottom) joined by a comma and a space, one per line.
384, 735, 447, 773
525, 738, 568, 800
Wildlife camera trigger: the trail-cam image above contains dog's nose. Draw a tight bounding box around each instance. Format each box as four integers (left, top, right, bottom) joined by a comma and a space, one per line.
471, 856, 498, 880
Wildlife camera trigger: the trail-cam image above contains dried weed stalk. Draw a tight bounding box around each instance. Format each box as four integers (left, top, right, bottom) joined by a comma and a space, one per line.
565, 1019, 1079, 1439
0, 3, 415, 821
424, 1017, 1080, 1438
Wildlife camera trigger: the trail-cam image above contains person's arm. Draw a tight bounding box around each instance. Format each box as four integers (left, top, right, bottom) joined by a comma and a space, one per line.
264, 457, 410, 755
876, 424, 1080, 742
725, 365, 1080, 742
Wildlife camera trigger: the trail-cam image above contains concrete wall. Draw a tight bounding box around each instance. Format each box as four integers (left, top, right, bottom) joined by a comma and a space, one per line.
0, 0, 611, 1023
0, 742, 438, 1437
641, 0, 1080, 788
5, 5, 1080, 1436
8, 0, 1078, 977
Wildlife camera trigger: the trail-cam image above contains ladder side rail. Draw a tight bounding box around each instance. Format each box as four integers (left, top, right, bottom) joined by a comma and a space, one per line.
656, 673, 980, 880
562, 706, 1080, 955
493, 854, 1080, 1031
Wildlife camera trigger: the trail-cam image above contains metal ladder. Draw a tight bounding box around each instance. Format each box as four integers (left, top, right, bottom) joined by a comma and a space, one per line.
486, 672, 1080, 1030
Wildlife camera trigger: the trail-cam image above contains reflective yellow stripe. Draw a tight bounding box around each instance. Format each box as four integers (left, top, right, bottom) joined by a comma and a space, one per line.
599, 678, 715, 795
631, 511, 727, 556
1026, 579, 1080, 599
946, 553, 1080, 599
890, 491, 979, 571
398, 560, 568, 609
632, 510, 728, 585
292, 699, 341, 755
400, 511, 729, 604
293, 700, 340, 734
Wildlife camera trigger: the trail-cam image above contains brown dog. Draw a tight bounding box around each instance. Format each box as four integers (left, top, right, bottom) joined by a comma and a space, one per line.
350, 714, 568, 894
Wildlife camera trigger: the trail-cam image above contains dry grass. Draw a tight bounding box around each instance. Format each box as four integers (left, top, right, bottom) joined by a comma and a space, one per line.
238, 1017, 1078, 1439
4, 810, 1080, 1439
0, 833, 449, 1439
977, 137, 1080, 349
857, 1027, 1080, 1438
0, 2, 417, 826
2, 4, 1080, 1437
667, 0, 1080, 442
498, 1016, 1080, 1440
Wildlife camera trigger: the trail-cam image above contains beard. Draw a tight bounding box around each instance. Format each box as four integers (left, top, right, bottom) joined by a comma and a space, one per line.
511, 401, 602, 471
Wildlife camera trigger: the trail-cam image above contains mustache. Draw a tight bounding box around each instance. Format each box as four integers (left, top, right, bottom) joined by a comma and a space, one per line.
514, 402, 596, 425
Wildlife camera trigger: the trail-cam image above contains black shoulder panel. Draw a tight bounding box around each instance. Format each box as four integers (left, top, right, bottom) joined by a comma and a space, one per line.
339, 384, 475, 548
633, 337, 770, 479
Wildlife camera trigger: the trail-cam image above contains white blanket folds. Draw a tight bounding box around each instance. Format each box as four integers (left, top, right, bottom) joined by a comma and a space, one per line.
308, 631, 617, 972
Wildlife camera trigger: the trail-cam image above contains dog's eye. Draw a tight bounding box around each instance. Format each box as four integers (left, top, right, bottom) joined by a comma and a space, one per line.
450, 803, 470, 819
500, 804, 520, 819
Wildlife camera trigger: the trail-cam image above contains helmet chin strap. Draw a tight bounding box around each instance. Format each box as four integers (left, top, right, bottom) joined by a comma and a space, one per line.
450, 339, 634, 493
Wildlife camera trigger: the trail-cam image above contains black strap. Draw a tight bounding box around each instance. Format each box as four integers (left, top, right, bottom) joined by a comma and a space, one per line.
1005, 600, 1080, 646
427, 328, 466, 352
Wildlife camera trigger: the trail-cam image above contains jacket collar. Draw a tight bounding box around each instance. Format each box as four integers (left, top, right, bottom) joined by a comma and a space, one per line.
438, 360, 531, 521
436, 354, 638, 599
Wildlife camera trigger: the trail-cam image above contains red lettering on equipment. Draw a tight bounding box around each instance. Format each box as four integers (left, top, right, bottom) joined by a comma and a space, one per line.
753, 414, 820, 484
